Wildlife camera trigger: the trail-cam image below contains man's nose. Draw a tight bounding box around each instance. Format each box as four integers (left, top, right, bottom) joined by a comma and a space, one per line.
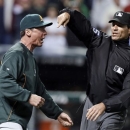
113, 25, 118, 30
43, 30, 47, 35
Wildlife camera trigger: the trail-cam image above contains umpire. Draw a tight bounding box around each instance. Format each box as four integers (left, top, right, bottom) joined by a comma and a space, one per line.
57, 8, 130, 130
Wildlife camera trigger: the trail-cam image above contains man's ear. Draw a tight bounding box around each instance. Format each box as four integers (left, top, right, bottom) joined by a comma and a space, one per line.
25, 29, 31, 37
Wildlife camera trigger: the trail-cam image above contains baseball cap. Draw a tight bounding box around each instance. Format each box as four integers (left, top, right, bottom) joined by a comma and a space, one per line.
20, 14, 53, 31
108, 11, 130, 26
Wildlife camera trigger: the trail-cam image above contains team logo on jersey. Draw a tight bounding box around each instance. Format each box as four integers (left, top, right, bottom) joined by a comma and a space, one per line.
116, 12, 123, 17
113, 65, 124, 75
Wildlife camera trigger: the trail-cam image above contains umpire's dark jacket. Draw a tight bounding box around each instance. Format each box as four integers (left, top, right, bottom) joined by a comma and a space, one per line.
0, 43, 63, 130
60, 8, 130, 112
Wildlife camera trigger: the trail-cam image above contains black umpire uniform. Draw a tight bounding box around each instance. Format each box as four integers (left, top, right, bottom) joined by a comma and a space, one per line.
59, 8, 130, 130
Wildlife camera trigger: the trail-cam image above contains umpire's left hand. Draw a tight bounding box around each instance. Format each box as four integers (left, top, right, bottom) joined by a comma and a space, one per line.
86, 102, 106, 121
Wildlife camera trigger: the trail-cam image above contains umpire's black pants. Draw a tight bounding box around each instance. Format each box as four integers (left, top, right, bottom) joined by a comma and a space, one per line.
80, 97, 127, 130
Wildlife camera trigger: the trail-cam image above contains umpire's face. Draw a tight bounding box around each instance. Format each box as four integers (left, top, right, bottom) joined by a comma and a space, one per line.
111, 21, 130, 41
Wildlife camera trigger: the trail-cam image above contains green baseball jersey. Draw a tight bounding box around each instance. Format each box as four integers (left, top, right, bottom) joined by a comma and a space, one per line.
0, 42, 63, 130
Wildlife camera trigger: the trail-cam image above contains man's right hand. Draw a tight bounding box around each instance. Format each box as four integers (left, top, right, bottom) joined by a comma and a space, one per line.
28, 94, 45, 108
57, 12, 70, 28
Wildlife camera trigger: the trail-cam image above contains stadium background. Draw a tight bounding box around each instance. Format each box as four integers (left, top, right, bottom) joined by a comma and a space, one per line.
0, 0, 130, 130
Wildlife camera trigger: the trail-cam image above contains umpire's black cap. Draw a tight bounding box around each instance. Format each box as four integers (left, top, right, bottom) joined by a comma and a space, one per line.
20, 14, 53, 31
109, 11, 130, 27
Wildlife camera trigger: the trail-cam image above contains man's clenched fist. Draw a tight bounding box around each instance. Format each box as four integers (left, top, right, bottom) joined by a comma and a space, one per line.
28, 94, 45, 108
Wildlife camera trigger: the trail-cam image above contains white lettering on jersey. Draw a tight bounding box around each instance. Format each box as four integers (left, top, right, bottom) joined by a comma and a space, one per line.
93, 28, 100, 36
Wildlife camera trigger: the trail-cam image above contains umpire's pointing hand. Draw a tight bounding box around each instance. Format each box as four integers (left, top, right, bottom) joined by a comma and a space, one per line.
57, 12, 70, 28
28, 94, 45, 108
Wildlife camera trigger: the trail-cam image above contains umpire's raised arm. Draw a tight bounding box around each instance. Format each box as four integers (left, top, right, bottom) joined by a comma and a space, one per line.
57, 8, 94, 47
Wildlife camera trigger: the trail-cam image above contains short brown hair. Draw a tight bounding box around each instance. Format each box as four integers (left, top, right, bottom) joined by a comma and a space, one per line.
20, 30, 25, 38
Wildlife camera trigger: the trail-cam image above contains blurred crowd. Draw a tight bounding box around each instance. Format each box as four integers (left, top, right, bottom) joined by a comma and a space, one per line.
0, 0, 130, 47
